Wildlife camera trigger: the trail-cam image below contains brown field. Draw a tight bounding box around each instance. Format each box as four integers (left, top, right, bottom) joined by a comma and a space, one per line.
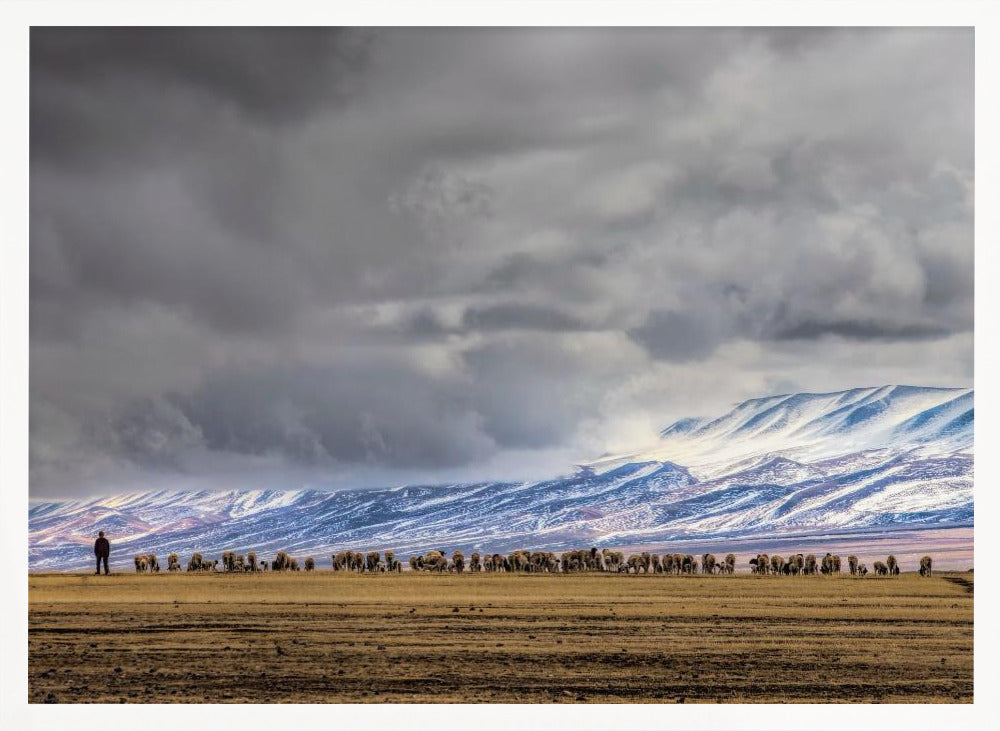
29, 571, 973, 704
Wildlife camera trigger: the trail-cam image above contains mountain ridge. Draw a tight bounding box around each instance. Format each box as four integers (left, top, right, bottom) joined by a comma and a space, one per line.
29, 385, 973, 570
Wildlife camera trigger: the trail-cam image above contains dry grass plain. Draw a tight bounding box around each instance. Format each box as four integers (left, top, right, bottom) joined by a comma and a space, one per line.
29, 571, 973, 704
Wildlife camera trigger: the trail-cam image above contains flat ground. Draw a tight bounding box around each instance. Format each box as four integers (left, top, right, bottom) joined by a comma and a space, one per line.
29, 572, 973, 703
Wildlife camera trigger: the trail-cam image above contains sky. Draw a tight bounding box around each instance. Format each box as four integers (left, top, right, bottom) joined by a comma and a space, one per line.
29, 27, 973, 500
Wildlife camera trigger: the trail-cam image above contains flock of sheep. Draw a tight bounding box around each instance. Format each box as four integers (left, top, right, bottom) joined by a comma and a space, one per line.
132, 547, 935, 577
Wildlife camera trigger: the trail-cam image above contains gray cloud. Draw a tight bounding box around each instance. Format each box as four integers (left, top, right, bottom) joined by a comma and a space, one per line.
629, 310, 727, 362
31, 28, 375, 165
769, 319, 955, 342
460, 303, 593, 333
29, 28, 973, 498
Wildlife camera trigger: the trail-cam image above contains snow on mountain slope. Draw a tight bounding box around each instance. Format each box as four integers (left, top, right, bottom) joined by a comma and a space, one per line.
629, 385, 974, 474
28, 385, 973, 570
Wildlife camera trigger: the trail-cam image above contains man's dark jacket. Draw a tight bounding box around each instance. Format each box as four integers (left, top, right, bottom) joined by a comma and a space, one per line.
94, 537, 110, 558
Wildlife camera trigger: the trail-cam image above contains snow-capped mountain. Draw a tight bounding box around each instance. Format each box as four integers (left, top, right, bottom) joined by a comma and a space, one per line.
29, 385, 973, 570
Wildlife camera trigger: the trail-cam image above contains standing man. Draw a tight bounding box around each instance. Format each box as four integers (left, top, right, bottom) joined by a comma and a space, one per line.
94, 531, 110, 575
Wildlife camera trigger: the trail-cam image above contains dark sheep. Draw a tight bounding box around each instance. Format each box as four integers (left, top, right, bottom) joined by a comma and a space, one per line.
385, 550, 401, 572
750, 554, 769, 575
272, 551, 292, 571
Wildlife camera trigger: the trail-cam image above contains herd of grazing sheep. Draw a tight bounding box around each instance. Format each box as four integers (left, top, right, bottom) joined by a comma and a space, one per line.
131, 547, 935, 577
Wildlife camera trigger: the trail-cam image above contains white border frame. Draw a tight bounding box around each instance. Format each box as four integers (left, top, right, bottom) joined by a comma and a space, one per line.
2, 2, 996, 729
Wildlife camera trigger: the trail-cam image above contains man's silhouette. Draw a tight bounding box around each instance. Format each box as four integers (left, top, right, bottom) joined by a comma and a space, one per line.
94, 531, 110, 575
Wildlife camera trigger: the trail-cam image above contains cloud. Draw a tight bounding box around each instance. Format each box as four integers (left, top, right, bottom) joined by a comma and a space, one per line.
768, 319, 955, 342
460, 303, 593, 333
629, 310, 727, 362
31, 28, 375, 166
29, 28, 973, 498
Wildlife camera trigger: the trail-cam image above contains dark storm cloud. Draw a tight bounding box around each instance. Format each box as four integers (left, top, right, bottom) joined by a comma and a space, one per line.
629, 310, 726, 363
165, 364, 496, 469
31, 28, 375, 165
769, 319, 955, 342
29, 28, 974, 498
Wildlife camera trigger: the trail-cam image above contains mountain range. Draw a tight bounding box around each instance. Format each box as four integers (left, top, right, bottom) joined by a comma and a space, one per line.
29, 385, 973, 570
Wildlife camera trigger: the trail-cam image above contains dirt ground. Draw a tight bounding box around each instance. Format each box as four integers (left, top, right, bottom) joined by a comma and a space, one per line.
29, 571, 973, 703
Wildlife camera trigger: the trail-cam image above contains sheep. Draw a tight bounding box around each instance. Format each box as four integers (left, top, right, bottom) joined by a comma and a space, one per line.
304, 557, 315, 571
131, 553, 159, 573
600, 549, 622, 573
167, 553, 181, 572
385, 550, 402, 573
848, 555, 859, 576
919, 555, 933, 577
750, 554, 769, 575
607, 550, 625, 573
336, 550, 360, 572
561, 549, 588, 572
886, 555, 899, 576
416, 550, 448, 572
542, 552, 559, 573
272, 551, 292, 571
508, 550, 531, 572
